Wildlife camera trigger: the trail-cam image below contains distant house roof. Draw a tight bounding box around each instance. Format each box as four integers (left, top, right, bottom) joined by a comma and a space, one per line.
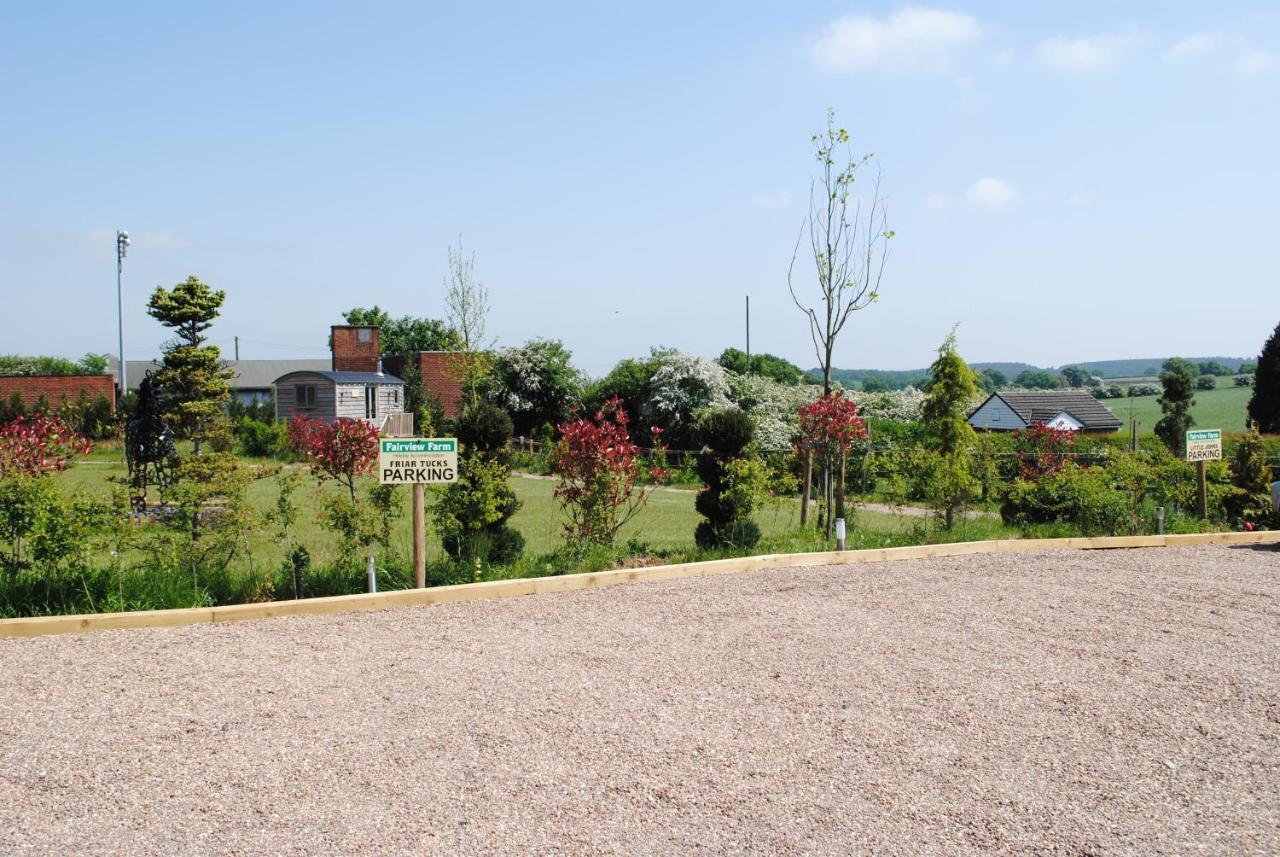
972, 390, 1123, 431
274, 369, 404, 385
113, 358, 331, 391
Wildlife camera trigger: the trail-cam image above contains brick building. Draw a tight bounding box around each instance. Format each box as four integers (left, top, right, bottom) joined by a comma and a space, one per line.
0, 374, 116, 411
382, 351, 466, 419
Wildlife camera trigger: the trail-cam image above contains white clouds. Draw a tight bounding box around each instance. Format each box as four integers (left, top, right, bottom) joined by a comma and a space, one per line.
923, 192, 949, 210
1236, 47, 1277, 77
1166, 33, 1221, 62
810, 7, 981, 74
966, 178, 1017, 208
749, 189, 793, 209
1164, 32, 1276, 78
1037, 33, 1138, 74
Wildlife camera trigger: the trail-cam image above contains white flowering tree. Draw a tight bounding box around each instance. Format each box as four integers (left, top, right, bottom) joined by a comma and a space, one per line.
487, 338, 582, 437
643, 352, 732, 448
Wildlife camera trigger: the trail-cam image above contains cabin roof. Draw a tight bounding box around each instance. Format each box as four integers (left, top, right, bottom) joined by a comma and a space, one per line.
274, 370, 404, 385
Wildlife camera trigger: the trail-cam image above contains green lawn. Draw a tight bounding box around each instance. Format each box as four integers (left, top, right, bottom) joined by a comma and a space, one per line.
1105, 384, 1252, 436
55, 451, 939, 571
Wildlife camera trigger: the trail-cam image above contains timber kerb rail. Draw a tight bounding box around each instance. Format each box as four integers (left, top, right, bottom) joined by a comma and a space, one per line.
2, 530, 1277, 639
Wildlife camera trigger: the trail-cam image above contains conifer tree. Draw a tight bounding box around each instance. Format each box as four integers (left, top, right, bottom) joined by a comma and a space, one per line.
1247, 321, 1280, 433
146, 276, 233, 453
1155, 357, 1197, 455
921, 329, 979, 529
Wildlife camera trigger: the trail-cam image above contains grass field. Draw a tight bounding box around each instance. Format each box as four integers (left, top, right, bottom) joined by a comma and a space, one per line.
1104, 384, 1252, 435
55, 447, 949, 573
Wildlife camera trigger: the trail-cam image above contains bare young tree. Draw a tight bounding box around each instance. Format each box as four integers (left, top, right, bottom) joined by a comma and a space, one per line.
789, 108, 894, 395
444, 238, 489, 352
444, 237, 492, 405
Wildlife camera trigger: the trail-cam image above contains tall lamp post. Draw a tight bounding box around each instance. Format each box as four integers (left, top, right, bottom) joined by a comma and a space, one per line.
116, 230, 130, 395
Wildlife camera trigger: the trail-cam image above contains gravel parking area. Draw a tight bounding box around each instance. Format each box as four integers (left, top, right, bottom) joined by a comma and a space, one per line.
2, 544, 1278, 855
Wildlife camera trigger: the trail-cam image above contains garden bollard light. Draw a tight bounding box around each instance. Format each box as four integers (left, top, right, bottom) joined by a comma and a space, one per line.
366, 555, 377, 594
835, 518, 846, 551
1156, 507, 1165, 535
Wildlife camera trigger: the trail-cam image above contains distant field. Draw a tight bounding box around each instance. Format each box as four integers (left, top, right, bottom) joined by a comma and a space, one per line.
1105, 384, 1253, 435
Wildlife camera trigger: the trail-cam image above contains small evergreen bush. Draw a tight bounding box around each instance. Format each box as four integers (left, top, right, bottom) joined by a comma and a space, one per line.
693, 407, 760, 549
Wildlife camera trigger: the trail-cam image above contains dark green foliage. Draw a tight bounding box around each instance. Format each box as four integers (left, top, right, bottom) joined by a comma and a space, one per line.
1155, 357, 1197, 455
342, 306, 462, 354
456, 401, 513, 457
0, 392, 27, 423
1195, 375, 1217, 391
227, 397, 274, 423
693, 407, 758, 549
438, 402, 523, 565
1061, 365, 1089, 387
1015, 369, 1063, 390
976, 368, 1006, 394
717, 348, 807, 385
443, 525, 524, 566
697, 407, 754, 459
235, 418, 286, 457
862, 377, 890, 392
582, 351, 665, 441
1225, 428, 1274, 525
1247, 321, 1279, 433
1197, 360, 1232, 377
57, 393, 117, 440
1001, 468, 1136, 536
146, 276, 234, 447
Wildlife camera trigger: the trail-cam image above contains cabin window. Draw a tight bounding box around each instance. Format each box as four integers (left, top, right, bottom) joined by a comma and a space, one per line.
296, 384, 317, 408
357, 328, 373, 343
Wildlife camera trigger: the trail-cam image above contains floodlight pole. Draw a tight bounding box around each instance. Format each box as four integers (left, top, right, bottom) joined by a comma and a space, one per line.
116, 230, 130, 395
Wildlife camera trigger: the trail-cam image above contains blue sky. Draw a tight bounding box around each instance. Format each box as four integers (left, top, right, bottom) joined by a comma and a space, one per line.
2, 1, 1277, 375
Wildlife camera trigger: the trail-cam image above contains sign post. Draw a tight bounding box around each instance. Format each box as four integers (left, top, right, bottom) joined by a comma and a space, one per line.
1186, 429, 1222, 519
379, 438, 459, 588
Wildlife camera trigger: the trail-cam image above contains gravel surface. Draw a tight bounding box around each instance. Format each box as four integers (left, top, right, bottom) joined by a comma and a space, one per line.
3, 544, 1278, 855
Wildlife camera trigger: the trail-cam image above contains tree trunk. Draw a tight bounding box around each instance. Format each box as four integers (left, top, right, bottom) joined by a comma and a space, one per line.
836, 449, 846, 523
800, 449, 813, 527
823, 459, 833, 539
945, 504, 955, 531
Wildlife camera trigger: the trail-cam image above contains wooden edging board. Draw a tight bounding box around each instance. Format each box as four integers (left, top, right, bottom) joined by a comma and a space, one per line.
2, 530, 1277, 640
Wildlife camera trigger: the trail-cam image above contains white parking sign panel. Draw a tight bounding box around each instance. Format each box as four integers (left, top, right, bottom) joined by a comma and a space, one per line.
379, 438, 459, 484
1185, 429, 1222, 462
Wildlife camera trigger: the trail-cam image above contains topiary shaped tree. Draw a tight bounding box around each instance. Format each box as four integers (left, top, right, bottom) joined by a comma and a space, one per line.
436, 400, 523, 566
694, 407, 760, 549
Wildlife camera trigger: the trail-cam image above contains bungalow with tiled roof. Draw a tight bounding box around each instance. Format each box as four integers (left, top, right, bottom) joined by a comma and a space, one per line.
967, 390, 1122, 434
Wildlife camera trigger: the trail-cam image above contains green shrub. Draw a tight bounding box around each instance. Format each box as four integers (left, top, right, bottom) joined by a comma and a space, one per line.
236, 417, 286, 457
1001, 467, 1135, 536
693, 407, 759, 549
456, 401, 514, 457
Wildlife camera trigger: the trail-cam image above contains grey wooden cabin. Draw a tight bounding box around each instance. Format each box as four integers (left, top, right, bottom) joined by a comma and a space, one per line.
274, 370, 405, 425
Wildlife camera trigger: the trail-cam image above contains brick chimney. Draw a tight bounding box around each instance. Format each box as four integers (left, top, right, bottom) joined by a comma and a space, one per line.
331, 325, 380, 372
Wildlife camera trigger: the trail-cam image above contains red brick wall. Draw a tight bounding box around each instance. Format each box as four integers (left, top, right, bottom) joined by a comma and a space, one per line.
384, 352, 466, 419
331, 325, 380, 373
0, 375, 116, 411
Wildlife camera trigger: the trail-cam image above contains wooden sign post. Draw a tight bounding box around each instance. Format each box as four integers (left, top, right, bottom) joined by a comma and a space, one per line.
412, 483, 426, 588
1185, 429, 1222, 519
379, 436, 459, 589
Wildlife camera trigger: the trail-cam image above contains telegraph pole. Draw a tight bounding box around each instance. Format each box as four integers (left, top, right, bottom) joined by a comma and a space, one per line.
115, 231, 130, 395
745, 295, 751, 364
